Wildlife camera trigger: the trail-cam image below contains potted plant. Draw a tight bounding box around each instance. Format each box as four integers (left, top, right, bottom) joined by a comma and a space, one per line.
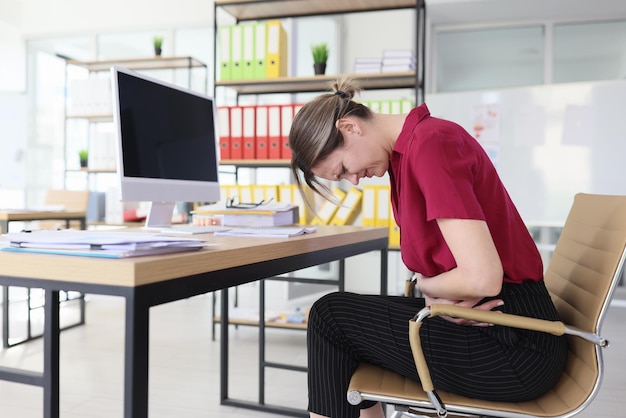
78, 148, 89, 168
311, 43, 329, 75
153, 36, 163, 56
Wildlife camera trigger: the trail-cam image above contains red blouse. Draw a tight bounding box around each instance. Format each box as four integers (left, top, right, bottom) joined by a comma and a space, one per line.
389, 104, 543, 284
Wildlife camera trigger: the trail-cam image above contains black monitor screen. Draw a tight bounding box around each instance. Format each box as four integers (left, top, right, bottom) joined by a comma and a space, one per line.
117, 71, 218, 182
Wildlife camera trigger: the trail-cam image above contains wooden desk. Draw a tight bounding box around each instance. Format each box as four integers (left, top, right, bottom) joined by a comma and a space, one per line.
0, 209, 88, 349
0, 225, 389, 418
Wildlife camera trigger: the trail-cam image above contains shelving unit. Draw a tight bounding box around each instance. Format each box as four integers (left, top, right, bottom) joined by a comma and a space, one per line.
213, 1, 424, 416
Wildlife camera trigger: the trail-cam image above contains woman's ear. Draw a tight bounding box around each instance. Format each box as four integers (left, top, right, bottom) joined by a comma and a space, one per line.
336, 118, 361, 136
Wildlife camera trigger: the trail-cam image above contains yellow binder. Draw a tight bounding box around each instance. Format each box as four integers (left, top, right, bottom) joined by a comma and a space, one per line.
330, 187, 363, 226
266, 20, 288, 78
388, 201, 400, 247
278, 184, 313, 225
311, 188, 346, 226
361, 185, 377, 226
375, 185, 390, 227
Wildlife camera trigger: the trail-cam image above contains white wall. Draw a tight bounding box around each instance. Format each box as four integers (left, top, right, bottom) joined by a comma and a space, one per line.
19, 0, 214, 37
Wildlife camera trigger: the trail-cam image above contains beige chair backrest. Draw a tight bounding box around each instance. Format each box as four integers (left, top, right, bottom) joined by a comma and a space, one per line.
44, 189, 90, 212
41, 189, 90, 229
542, 193, 626, 415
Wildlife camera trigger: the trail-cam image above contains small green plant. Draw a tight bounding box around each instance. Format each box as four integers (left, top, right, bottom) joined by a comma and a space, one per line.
153, 36, 163, 50
311, 43, 329, 64
78, 149, 88, 167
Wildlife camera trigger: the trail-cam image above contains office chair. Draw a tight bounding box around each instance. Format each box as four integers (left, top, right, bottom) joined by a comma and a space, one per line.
42, 188, 90, 229
348, 193, 626, 418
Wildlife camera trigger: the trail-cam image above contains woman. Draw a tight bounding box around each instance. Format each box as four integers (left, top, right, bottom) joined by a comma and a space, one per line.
289, 79, 568, 418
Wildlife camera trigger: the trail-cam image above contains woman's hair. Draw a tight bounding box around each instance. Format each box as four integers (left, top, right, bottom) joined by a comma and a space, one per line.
289, 78, 372, 205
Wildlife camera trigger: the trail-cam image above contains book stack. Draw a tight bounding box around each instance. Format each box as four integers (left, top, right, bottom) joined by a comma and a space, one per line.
381, 49, 415, 73
194, 201, 299, 227
353, 57, 382, 74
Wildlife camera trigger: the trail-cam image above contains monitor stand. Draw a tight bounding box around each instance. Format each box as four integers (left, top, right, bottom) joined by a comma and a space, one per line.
144, 201, 176, 228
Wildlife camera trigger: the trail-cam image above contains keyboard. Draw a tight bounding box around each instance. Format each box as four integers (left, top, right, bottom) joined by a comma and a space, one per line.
159, 225, 232, 235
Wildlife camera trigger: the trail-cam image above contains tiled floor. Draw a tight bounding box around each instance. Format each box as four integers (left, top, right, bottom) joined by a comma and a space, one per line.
0, 287, 624, 418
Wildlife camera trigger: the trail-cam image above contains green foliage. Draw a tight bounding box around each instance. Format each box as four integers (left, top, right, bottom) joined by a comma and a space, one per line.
311, 43, 329, 64
78, 148, 88, 162
153, 36, 164, 49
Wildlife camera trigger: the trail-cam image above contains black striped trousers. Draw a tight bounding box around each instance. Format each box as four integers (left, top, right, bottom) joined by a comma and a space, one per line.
306, 280, 568, 418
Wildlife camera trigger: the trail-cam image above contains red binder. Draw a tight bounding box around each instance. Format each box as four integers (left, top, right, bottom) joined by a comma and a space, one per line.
242, 105, 256, 160
217, 106, 230, 160
268, 105, 282, 159
229, 106, 243, 159
280, 104, 294, 160
255, 105, 269, 159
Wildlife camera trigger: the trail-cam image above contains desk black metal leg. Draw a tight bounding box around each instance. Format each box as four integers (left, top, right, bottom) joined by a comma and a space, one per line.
220, 288, 229, 403
380, 248, 388, 296
43, 290, 60, 418
2, 285, 8, 348
124, 291, 149, 418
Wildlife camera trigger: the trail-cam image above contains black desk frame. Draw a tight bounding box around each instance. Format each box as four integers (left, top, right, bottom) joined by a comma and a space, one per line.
0, 236, 388, 418
1, 215, 87, 349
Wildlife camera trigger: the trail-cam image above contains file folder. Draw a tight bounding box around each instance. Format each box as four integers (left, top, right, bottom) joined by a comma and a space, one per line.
242, 23, 255, 79
242, 105, 256, 160
217, 106, 231, 160
330, 187, 362, 226
375, 186, 390, 226
266, 20, 287, 78
268, 104, 282, 159
380, 100, 391, 115
400, 98, 414, 113
230, 24, 243, 80
390, 99, 402, 115
311, 188, 346, 226
229, 106, 243, 159
280, 104, 294, 159
218, 25, 232, 81
255, 105, 269, 159
361, 185, 377, 226
278, 183, 314, 224
389, 215, 400, 247
253, 22, 267, 79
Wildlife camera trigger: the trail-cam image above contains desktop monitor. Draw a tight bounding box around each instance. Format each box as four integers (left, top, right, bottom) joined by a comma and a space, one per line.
110, 66, 221, 228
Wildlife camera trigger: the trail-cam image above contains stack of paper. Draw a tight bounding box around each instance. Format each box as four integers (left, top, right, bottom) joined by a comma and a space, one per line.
194, 201, 299, 227
1, 230, 207, 258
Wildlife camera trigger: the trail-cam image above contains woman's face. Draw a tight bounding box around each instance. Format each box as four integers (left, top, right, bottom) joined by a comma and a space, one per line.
311, 132, 389, 185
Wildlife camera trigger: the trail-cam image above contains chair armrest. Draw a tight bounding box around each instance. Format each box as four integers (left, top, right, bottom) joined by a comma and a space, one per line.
426, 304, 566, 336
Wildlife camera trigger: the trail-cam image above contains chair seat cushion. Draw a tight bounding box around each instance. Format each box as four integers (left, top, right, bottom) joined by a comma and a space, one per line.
349, 355, 598, 418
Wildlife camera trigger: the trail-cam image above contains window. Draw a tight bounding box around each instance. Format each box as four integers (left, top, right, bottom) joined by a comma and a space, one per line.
435, 26, 544, 92
553, 20, 626, 83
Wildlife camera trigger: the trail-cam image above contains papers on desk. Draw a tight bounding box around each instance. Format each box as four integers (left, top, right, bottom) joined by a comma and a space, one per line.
1, 229, 207, 258
214, 226, 317, 238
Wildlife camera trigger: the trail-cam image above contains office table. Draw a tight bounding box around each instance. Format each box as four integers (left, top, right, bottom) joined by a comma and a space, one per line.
0, 209, 87, 234
0, 209, 88, 349
0, 225, 389, 418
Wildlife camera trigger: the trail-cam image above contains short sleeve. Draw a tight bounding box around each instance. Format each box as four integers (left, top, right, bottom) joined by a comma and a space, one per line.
413, 133, 486, 222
